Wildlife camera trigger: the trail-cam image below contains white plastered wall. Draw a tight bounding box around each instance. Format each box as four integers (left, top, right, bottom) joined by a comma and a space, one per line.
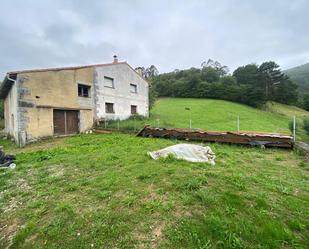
94, 63, 149, 120
4, 82, 18, 141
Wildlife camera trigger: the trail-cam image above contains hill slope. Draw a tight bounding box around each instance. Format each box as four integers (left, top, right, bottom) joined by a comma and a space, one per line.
284, 63, 309, 94
104, 98, 309, 139
104, 98, 293, 135
150, 98, 291, 133
265, 101, 309, 119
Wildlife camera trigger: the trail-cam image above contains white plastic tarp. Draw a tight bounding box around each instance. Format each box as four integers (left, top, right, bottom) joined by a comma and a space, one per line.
148, 144, 216, 165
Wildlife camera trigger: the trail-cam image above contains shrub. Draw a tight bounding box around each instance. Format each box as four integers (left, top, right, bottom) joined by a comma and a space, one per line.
303, 118, 309, 135
127, 114, 146, 121
96, 115, 146, 132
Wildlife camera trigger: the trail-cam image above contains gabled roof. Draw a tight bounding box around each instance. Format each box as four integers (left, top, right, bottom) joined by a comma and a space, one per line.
7, 61, 127, 74
0, 61, 149, 99
0, 74, 16, 99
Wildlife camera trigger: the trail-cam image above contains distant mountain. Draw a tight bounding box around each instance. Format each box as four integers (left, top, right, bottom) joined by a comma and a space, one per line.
284, 63, 309, 94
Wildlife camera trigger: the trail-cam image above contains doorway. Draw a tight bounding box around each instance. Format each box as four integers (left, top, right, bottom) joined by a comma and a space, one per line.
53, 110, 79, 135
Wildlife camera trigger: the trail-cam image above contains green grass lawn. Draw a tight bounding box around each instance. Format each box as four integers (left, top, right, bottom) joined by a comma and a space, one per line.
103, 98, 293, 134
0, 133, 308, 248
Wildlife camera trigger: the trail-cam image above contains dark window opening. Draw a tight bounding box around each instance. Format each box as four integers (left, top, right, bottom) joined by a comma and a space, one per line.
131, 105, 137, 114
105, 102, 115, 113
130, 83, 137, 93
78, 84, 90, 97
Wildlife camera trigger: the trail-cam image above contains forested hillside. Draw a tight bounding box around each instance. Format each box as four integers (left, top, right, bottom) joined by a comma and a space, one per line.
151, 60, 298, 108
284, 63, 309, 93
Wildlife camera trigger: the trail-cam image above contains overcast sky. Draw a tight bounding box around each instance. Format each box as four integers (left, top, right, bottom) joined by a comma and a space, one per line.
0, 0, 308, 77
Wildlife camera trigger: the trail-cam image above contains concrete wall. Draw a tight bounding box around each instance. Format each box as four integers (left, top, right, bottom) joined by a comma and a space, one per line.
94, 63, 149, 120
19, 68, 94, 108
15, 67, 95, 143
79, 110, 93, 131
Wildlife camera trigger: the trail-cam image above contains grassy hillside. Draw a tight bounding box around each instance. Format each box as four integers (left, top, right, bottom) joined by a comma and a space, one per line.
266, 101, 309, 119
150, 98, 291, 133
0, 133, 308, 248
285, 63, 309, 94
104, 98, 292, 135
265, 101, 309, 140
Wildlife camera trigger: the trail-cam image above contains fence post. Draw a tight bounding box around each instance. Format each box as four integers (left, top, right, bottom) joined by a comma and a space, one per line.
156, 119, 160, 128
117, 120, 120, 130
184, 107, 192, 129
237, 115, 240, 132
293, 116, 296, 142
104, 120, 107, 129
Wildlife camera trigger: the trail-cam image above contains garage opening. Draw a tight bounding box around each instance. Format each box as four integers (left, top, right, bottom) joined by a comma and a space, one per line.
53, 110, 79, 135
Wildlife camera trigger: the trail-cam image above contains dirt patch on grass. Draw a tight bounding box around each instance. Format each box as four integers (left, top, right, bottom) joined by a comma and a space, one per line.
0, 218, 22, 249
133, 220, 166, 249
114, 190, 127, 199
173, 207, 193, 218
150, 220, 165, 248
25, 233, 38, 245
26, 138, 66, 151
16, 178, 31, 190
3, 197, 23, 213
142, 184, 169, 202
133, 227, 148, 249
48, 165, 65, 177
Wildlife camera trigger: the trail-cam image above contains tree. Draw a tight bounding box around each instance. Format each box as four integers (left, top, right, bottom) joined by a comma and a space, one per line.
149, 85, 158, 109
303, 94, 309, 111
233, 64, 259, 85
200, 67, 220, 83
135, 66, 159, 109
135, 65, 159, 79
151, 60, 297, 109
220, 76, 237, 85
232, 64, 265, 107
135, 66, 145, 77
201, 59, 229, 76
257, 61, 285, 102
273, 78, 298, 105
145, 65, 159, 78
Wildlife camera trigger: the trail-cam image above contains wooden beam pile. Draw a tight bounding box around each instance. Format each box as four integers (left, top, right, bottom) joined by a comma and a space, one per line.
137, 126, 293, 148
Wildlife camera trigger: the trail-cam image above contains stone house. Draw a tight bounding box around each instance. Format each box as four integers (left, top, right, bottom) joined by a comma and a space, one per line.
0, 56, 149, 146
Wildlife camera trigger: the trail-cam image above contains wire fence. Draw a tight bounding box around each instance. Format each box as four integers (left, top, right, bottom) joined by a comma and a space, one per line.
95, 114, 301, 140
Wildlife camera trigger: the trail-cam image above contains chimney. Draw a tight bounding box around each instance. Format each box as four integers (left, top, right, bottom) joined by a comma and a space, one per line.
113, 55, 118, 63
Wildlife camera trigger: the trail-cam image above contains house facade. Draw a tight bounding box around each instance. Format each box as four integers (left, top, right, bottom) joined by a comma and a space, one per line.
0, 57, 149, 146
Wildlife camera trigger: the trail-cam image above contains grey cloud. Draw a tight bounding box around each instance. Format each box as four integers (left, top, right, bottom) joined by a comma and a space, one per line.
0, 0, 308, 78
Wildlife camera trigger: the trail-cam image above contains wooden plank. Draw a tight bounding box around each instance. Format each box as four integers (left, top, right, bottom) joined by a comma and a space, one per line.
53, 110, 65, 135
66, 110, 79, 134
137, 126, 293, 148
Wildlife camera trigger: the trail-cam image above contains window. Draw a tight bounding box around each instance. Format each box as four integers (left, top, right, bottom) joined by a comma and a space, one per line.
104, 76, 114, 88
105, 102, 114, 113
78, 84, 90, 97
130, 83, 137, 93
131, 105, 137, 115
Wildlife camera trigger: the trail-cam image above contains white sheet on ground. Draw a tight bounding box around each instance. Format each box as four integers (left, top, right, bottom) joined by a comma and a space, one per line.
148, 144, 215, 165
